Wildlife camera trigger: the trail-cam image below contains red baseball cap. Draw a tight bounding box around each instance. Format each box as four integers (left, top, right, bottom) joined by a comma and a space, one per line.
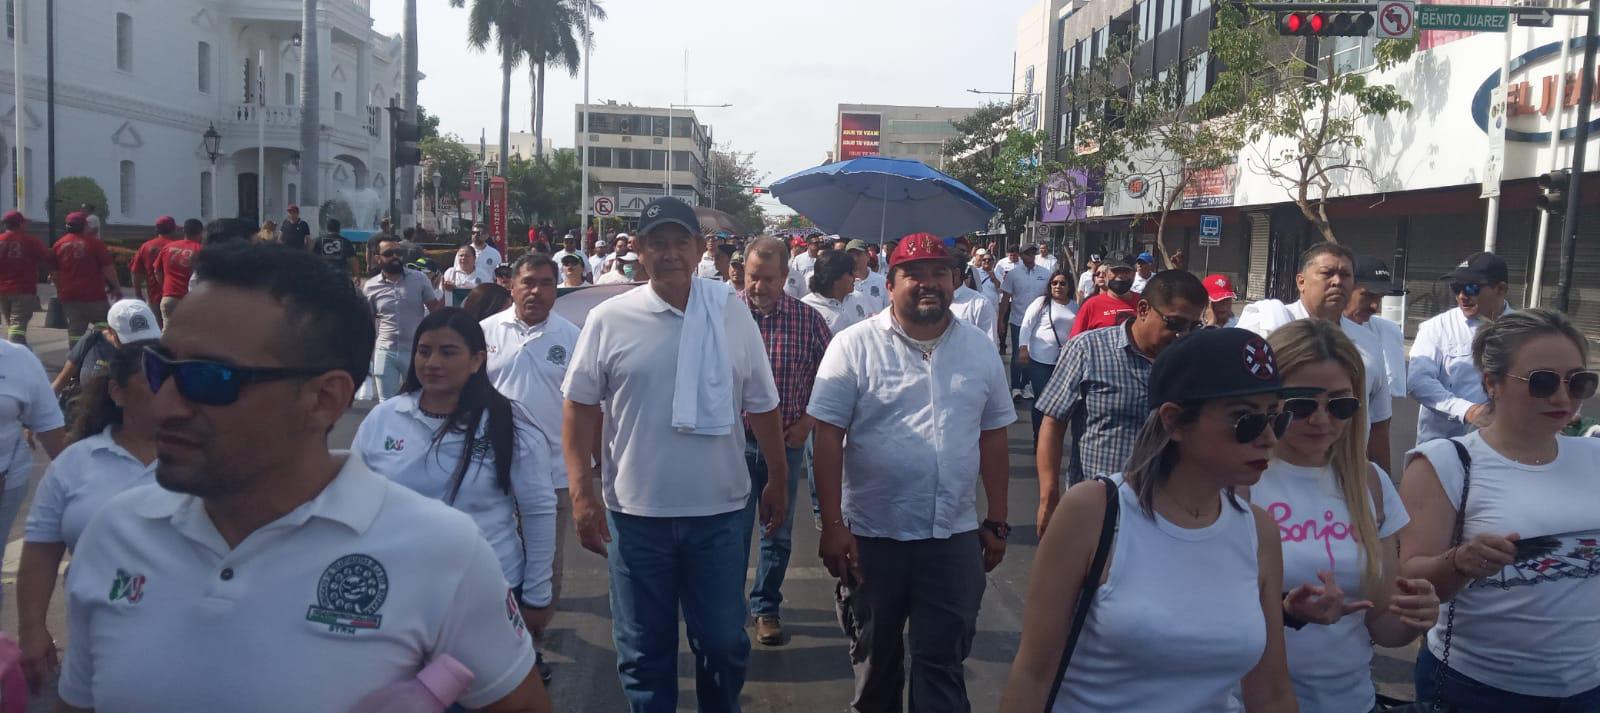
2, 211, 23, 227
155, 216, 177, 233
1204, 274, 1237, 302
65, 211, 88, 230
287, 204, 300, 212
889, 233, 952, 270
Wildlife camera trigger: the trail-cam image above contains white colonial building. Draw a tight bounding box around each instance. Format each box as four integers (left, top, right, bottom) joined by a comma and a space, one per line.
0, 0, 403, 231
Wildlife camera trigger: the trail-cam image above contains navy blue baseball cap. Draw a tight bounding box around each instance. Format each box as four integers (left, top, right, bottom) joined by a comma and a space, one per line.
638, 197, 701, 237
1149, 328, 1320, 409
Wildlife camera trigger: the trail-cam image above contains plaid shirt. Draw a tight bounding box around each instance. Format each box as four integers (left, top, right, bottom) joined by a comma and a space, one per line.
741, 290, 832, 429
1034, 322, 1153, 485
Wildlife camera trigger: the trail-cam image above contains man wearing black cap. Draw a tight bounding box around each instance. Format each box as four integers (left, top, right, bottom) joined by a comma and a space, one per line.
552, 233, 591, 280
1408, 252, 1511, 442
1071, 255, 1140, 337
1000, 243, 1049, 398
562, 196, 788, 712
1345, 255, 1408, 399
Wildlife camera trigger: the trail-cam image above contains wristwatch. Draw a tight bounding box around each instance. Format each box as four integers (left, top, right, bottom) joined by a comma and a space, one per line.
982, 519, 1011, 540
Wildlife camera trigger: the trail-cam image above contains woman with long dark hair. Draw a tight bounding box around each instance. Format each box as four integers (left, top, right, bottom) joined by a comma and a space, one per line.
354, 307, 558, 642
1017, 268, 1078, 441
460, 283, 513, 322
17, 340, 158, 692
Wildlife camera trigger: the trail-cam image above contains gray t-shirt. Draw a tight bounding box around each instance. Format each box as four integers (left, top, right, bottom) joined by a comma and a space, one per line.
363, 269, 439, 350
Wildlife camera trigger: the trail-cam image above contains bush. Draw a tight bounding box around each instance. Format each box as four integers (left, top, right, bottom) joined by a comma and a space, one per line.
52, 177, 108, 226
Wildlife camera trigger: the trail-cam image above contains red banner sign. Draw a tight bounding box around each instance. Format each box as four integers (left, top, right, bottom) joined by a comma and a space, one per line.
838, 113, 882, 160
488, 177, 508, 254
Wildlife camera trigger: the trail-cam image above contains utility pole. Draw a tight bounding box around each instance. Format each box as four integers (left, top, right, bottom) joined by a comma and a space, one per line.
45, 0, 55, 241
1557, 0, 1599, 313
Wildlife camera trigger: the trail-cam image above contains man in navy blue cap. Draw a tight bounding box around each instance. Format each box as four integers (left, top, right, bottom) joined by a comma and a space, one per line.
1131, 251, 1156, 293
563, 196, 789, 713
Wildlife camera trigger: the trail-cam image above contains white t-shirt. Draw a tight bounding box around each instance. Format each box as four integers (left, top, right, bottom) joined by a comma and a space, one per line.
442, 267, 481, 291
807, 312, 1015, 540
562, 281, 780, 517
1407, 433, 1600, 697
1250, 460, 1409, 713
1238, 300, 1393, 426
950, 285, 999, 347
472, 243, 503, 284
1000, 262, 1050, 326
0, 341, 64, 488
852, 270, 889, 315
786, 252, 818, 299
1077, 269, 1097, 302
58, 455, 537, 711
801, 291, 870, 334
587, 253, 607, 276
23, 427, 155, 551
1019, 296, 1078, 365
995, 256, 1021, 281
354, 394, 557, 606
482, 310, 582, 489
972, 269, 1002, 306
1130, 271, 1152, 294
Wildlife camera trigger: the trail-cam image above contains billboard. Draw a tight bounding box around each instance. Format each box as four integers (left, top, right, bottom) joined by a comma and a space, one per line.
838, 113, 882, 160
488, 177, 508, 253
1039, 170, 1088, 223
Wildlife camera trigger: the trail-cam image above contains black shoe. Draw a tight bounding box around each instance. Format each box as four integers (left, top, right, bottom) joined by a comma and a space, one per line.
537, 659, 553, 683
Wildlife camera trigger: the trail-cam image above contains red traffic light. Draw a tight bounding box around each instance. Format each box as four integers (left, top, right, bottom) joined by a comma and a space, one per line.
1281, 12, 1304, 33
1278, 10, 1372, 36
1308, 12, 1327, 33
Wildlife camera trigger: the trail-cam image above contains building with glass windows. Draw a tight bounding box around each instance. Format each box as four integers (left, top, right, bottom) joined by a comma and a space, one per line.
574, 102, 713, 222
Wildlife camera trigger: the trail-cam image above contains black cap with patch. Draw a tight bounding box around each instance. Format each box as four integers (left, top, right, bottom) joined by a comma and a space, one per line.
637, 197, 701, 237
1354, 255, 1405, 296
1149, 328, 1318, 409
1443, 251, 1509, 285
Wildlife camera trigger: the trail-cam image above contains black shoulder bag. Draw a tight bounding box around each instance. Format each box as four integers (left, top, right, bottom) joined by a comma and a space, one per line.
1041, 475, 1120, 712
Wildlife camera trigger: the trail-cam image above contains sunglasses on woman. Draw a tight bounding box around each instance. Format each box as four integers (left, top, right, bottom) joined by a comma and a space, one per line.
1283, 396, 1361, 421
1231, 410, 1292, 443
143, 347, 334, 407
1508, 369, 1599, 400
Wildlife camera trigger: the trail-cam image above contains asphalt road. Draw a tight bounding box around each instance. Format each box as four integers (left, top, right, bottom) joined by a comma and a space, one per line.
0, 318, 1519, 711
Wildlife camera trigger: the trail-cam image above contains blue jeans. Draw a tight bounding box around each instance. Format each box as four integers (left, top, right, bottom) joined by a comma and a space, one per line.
1008, 323, 1024, 390
1026, 358, 1056, 441
1416, 646, 1600, 713
608, 509, 750, 713
369, 346, 410, 401
740, 439, 804, 617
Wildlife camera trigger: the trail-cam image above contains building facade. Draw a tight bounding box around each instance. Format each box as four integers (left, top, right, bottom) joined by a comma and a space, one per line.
574, 101, 712, 223
1042, 0, 1600, 344
833, 104, 976, 170
0, 0, 402, 233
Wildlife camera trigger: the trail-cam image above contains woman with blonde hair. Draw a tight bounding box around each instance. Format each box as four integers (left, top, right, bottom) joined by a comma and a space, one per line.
1255, 318, 1438, 712
254, 220, 278, 243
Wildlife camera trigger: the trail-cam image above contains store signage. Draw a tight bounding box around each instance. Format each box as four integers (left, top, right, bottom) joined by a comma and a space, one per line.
488, 177, 508, 253
1125, 175, 1149, 198
1472, 38, 1600, 143
838, 113, 882, 160
1417, 4, 1508, 33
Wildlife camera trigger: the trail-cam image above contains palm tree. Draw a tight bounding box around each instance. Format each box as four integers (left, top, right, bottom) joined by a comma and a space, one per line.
299, 0, 321, 223
526, 0, 605, 162
401, 0, 419, 224
450, 0, 535, 175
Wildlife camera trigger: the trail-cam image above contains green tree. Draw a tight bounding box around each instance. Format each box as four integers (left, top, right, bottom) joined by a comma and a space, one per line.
420, 134, 476, 223
1209, 3, 1415, 242
416, 105, 442, 142
51, 177, 107, 227
708, 148, 765, 234
503, 149, 593, 227
942, 99, 1067, 241
450, 0, 537, 173
526, 0, 606, 161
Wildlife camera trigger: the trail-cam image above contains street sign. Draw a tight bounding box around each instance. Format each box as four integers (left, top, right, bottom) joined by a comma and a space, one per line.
1416, 4, 1508, 33
1517, 8, 1554, 27
1199, 214, 1222, 247
593, 195, 615, 217
1376, 0, 1415, 39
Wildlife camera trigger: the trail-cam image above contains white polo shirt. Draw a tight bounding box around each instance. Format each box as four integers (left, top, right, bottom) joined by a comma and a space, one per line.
0, 340, 64, 488
482, 309, 582, 489
587, 253, 607, 275
1000, 262, 1050, 326
562, 281, 780, 517
354, 394, 557, 606
951, 284, 999, 347
852, 270, 890, 315
1239, 300, 1394, 426
24, 427, 155, 551
472, 243, 503, 284
807, 312, 1016, 540
995, 255, 1021, 281
802, 291, 870, 334
58, 455, 537, 711
786, 252, 819, 299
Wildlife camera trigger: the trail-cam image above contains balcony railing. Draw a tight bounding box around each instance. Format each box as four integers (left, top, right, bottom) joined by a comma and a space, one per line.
226, 103, 303, 127
367, 105, 383, 138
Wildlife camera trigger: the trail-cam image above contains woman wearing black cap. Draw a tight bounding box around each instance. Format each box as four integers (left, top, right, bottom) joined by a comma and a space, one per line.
1000, 328, 1300, 712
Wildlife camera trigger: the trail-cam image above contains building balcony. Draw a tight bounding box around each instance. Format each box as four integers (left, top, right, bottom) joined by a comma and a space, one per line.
224, 103, 303, 129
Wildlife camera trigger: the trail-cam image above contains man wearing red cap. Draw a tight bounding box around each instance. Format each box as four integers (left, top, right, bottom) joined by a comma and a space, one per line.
52, 211, 122, 347
0, 211, 52, 344
130, 217, 179, 325
1204, 273, 1239, 328
280, 204, 311, 250
809, 232, 1014, 713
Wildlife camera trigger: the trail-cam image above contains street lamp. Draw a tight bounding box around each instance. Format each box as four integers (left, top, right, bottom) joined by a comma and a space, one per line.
291, 32, 302, 48
431, 169, 442, 232
665, 102, 730, 199
203, 123, 222, 220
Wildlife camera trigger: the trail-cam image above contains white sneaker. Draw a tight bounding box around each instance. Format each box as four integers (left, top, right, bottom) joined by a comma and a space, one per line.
1022, 385, 1035, 400
1011, 388, 1023, 400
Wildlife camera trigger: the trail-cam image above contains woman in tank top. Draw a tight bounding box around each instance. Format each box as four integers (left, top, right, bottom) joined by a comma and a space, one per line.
999, 327, 1300, 712
1254, 319, 1439, 712
1400, 309, 1600, 711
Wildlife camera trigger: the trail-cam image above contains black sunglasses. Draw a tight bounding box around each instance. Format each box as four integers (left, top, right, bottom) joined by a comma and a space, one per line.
1283, 396, 1362, 422
1508, 370, 1599, 400
1148, 304, 1204, 336
1232, 410, 1292, 443
380, 249, 406, 258
1449, 283, 1483, 297
143, 347, 334, 406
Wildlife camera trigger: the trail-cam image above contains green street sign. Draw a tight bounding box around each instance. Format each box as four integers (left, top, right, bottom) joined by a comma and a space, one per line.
1416, 4, 1509, 32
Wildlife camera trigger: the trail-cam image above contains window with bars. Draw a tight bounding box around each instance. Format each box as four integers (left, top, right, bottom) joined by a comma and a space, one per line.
116, 13, 132, 71
198, 42, 211, 93
120, 161, 135, 214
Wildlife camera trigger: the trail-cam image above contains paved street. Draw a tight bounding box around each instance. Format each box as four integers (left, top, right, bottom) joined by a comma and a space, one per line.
12, 313, 1594, 709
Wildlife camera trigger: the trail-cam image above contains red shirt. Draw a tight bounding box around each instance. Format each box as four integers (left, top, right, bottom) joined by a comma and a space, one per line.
0, 229, 50, 295
155, 239, 201, 299
52, 232, 114, 302
1070, 291, 1141, 337
130, 235, 173, 302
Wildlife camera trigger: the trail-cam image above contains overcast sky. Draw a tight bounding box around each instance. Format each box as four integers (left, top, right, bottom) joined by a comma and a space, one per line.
371, 0, 1035, 213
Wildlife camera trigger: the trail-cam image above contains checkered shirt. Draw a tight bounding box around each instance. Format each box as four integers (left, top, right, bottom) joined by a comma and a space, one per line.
1034, 322, 1154, 484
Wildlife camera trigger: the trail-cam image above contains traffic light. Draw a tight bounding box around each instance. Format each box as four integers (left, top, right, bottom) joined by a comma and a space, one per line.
1537, 169, 1571, 213
1278, 11, 1375, 36
748, 186, 768, 196
392, 116, 423, 166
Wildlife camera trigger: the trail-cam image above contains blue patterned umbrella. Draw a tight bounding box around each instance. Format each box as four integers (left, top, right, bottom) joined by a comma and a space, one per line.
769, 156, 998, 242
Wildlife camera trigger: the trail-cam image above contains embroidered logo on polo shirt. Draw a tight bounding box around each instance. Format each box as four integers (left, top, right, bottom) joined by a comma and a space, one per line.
384, 437, 405, 452
871, 286, 881, 297
108, 569, 146, 604
506, 590, 527, 639
306, 554, 388, 634
546, 345, 568, 366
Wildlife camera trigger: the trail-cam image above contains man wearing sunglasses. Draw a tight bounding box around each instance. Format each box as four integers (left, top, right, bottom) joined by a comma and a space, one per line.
1407, 252, 1511, 441
363, 237, 445, 401
1034, 270, 1208, 534
470, 222, 504, 285
56, 243, 552, 712
1239, 242, 1395, 474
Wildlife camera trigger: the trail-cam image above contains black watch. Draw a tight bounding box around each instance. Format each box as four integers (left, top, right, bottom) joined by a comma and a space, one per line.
982, 519, 1011, 540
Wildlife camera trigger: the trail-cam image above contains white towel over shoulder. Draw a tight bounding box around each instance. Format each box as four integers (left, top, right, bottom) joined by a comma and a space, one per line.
672, 278, 737, 435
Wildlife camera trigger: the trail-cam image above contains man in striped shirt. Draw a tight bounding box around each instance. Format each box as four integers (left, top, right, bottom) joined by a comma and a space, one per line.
738, 236, 832, 647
